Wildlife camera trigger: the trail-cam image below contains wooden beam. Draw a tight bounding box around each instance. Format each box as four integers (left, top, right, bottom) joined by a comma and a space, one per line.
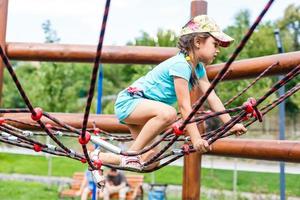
209, 138, 300, 163
0, 0, 8, 105
3, 113, 300, 162
208, 51, 300, 80
6, 42, 177, 64
5, 42, 300, 80
3, 113, 128, 133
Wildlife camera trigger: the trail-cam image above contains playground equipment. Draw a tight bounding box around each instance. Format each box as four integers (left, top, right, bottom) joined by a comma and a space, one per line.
0, 0, 300, 199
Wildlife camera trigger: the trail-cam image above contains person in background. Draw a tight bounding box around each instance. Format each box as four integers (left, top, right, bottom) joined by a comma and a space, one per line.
80, 169, 101, 200
103, 168, 129, 200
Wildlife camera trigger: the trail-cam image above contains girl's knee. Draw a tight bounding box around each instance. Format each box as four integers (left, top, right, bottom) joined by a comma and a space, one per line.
158, 107, 177, 124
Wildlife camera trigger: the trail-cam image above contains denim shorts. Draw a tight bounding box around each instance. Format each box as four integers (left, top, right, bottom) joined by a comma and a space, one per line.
114, 90, 143, 123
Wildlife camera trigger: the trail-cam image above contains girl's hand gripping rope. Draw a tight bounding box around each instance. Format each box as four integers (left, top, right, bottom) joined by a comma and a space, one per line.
191, 136, 210, 153
230, 123, 247, 136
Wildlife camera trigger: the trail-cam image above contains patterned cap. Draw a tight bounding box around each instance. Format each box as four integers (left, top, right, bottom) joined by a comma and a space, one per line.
180, 15, 234, 47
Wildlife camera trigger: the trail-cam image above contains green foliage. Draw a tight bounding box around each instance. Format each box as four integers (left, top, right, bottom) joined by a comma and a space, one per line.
213, 8, 299, 114
2, 62, 93, 113
128, 29, 178, 47
277, 4, 300, 51
42, 20, 60, 43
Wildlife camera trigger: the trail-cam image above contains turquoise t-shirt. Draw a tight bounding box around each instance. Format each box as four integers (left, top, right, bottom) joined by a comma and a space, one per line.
130, 53, 206, 105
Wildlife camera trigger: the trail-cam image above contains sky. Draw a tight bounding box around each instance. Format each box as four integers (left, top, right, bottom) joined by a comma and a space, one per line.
5, 0, 299, 46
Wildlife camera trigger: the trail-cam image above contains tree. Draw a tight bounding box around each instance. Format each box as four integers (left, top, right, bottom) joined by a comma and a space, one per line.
276, 4, 300, 114
102, 29, 178, 113
278, 4, 300, 51
42, 20, 60, 43
215, 8, 299, 115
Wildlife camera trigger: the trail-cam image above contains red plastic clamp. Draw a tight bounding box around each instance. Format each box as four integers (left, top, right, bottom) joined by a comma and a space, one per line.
243, 98, 263, 122
45, 123, 52, 129
172, 123, 184, 136
33, 144, 42, 152
93, 128, 101, 135
93, 159, 102, 169
78, 131, 91, 145
0, 117, 5, 125
31, 107, 43, 121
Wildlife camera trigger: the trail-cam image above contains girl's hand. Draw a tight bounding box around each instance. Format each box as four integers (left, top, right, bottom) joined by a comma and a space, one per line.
191, 137, 210, 153
230, 123, 247, 136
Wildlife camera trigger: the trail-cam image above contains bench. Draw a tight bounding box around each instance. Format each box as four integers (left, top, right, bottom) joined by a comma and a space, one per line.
59, 172, 144, 200
59, 172, 85, 199
110, 174, 144, 200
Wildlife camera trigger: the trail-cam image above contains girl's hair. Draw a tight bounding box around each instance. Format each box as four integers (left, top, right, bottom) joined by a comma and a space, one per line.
177, 32, 210, 88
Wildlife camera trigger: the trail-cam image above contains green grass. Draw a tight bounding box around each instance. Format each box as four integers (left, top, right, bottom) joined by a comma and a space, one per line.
0, 180, 59, 200
1, 153, 300, 197
147, 166, 300, 197
0, 153, 86, 177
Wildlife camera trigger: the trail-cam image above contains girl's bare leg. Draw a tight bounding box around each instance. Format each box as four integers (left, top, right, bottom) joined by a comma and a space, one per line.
124, 99, 177, 151
95, 99, 176, 166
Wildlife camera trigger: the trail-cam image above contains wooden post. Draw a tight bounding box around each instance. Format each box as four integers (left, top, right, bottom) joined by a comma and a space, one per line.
182, 1, 207, 199
0, 0, 8, 105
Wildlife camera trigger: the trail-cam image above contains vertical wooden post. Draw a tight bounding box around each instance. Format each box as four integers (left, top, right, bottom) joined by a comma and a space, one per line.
0, 0, 8, 106
182, 1, 207, 200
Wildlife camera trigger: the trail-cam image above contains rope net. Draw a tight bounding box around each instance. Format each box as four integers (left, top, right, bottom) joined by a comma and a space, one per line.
0, 0, 298, 188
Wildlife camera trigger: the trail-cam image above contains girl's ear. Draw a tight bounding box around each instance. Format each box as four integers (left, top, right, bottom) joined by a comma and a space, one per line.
193, 36, 202, 49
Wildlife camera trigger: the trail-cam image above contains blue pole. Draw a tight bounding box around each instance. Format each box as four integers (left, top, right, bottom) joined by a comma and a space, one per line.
92, 64, 103, 200
97, 64, 103, 114
274, 29, 286, 200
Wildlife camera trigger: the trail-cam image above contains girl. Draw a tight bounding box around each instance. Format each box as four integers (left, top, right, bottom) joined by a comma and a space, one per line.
95, 15, 247, 170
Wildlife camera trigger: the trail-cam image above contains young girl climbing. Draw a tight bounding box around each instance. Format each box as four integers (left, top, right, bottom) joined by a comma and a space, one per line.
94, 15, 247, 170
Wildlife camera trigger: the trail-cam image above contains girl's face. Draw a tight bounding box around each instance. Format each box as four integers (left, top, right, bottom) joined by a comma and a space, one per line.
195, 36, 220, 65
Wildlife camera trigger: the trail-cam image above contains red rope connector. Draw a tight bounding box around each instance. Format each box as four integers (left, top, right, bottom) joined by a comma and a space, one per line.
244, 102, 254, 114
0, 117, 5, 125
33, 144, 42, 152
93, 159, 102, 169
78, 131, 91, 145
93, 128, 101, 135
45, 123, 52, 129
243, 98, 263, 122
182, 144, 190, 155
31, 107, 43, 121
172, 122, 184, 136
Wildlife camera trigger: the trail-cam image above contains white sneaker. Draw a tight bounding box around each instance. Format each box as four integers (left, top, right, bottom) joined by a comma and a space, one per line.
119, 155, 142, 170
91, 170, 105, 190
89, 148, 100, 161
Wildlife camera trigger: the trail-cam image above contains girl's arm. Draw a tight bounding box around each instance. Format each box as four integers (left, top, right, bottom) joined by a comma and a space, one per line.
198, 74, 231, 123
198, 74, 247, 135
174, 76, 210, 152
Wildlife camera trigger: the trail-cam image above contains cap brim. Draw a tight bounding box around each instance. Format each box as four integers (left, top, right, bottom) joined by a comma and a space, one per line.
210, 31, 234, 47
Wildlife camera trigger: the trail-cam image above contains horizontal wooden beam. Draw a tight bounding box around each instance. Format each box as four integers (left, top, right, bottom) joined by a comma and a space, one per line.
5, 42, 300, 80
3, 113, 128, 133
209, 138, 300, 163
3, 113, 300, 163
6, 42, 177, 64
208, 51, 300, 80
